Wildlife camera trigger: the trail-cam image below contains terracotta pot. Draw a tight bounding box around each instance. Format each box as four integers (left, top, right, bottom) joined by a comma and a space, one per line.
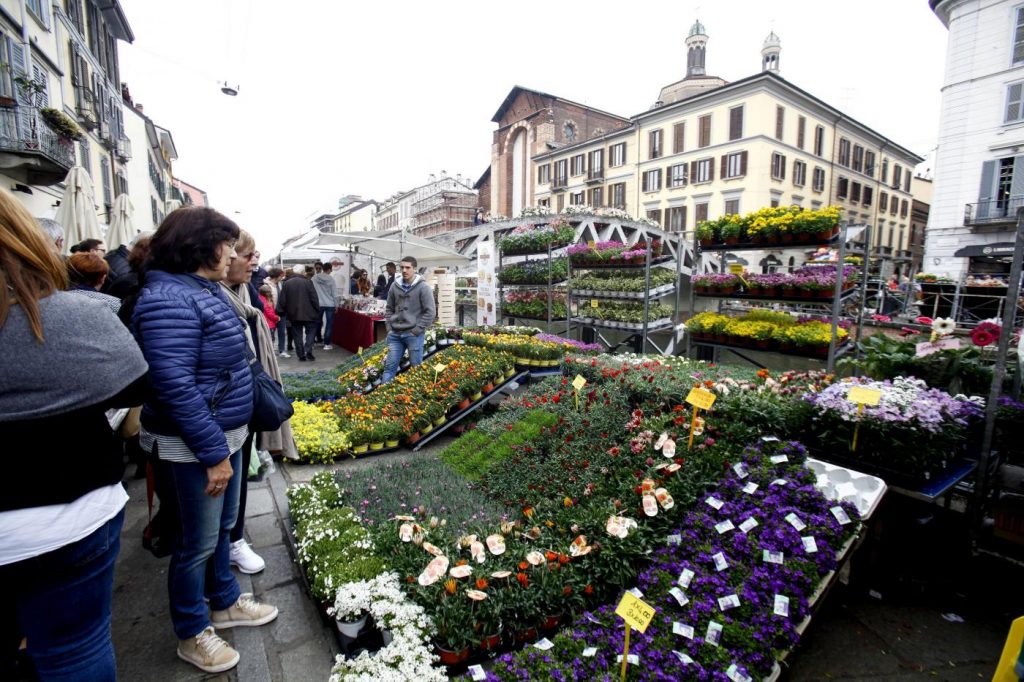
514, 627, 538, 644
751, 234, 764, 244
779, 342, 794, 352
699, 239, 713, 247
479, 632, 502, 651
718, 286, 736, 295
483, 383, 495, 394
756, 340, 771, 349
781, 287, 796, 297
796, 232, 811, 242
781, 233, 794, 243
800, 289, 813, 298
458, 398, 471, 410
767, 233, 781, 244
724, 237, 739, 245
763, 287, 777, 297
540, 613, 563, 631
435, 643, 470, 666
407, 432, 421, 445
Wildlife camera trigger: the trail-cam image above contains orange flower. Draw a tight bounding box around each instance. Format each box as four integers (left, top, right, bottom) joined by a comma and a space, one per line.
455, 559, 468, 567
518, 561, 529, 571
563, 496, 573, 508
516, 572, 529, 588
558, 553, 569, 565
523, 506, 535, 519
475, 578, 488, 590
544, 551, 557, 562
563, 586, 573, 596
703, 380, 714, 388
444, 578, 457, 595
584, 584, 594, 595
757, 369, 770, 379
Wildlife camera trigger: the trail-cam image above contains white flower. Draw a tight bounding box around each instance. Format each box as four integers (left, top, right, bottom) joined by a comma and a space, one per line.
932, 317, 956, 336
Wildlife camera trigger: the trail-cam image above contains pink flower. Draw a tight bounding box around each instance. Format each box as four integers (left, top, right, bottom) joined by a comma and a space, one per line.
971, 328, 997, 347
915, 316, 933, 325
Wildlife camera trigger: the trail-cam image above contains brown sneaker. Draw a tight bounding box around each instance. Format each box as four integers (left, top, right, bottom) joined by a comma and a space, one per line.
177, 626, 239, 673
211, 593, 279, 629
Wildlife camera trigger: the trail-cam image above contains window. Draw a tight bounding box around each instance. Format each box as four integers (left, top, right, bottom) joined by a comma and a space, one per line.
609, 142, 626, 167
837, 176, 849, 199
879, 192, 888, 211
770, 197, 780, 208
66, 0, 84, 33
900, 199, 909, 218
793, 160, 807, 187
537, 164, 550, 184
1015, 7, 1024, 65
892, 164, 903, 189
850, 181, 861, 203
646, 209, 662, 226
698, 114, 711, 148
771, 152, 786, 180
589, 187, 604, 207
881, 159, 889, 184
692, 158, 714, 184
666, 206, 687, 231
570, 191, 585, 205
563, 121, 577, 142
571, 154, 585, 176
722, 151, 747, 179
812, 167, 825, 192
116, 172, 128, 195
695, 202, 709, 224
642, 169, 662, 192
852, 145, 864, 172
904, 172, 911, 193
775, 106, 785, 140
814, 125, 825, 156
26, 0, 48, 27
668, 163, 688, 188
588, 149, 603, 178
556, 194, 565, 212
862, 186, 873, 207
838, 138, 850, 167
538, 198, 550, 210
729, 106, 743, 141
673, 122, 685, 153
610, 182, 626, 208
890, 196, 899, 216
797, 116, 806, 149
649, 129, 663, 159
99, 156, 112, 206
725, 198, 740, 215
554, 159, 568, 186
151, 197, 159, 226
864, 151, 876, 178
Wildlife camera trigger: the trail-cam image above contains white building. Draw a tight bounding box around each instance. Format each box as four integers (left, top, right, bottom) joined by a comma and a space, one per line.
122, 102, 177, 232
375, 188, 416, 231
924, 0, 1024, 278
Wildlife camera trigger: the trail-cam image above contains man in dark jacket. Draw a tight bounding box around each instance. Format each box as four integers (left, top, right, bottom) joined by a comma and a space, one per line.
277, 264, 320, 361
382, 256, 435, 382
374, 262, 397, 299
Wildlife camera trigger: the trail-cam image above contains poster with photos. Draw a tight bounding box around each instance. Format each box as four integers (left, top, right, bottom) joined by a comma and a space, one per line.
476, 240, 497, 326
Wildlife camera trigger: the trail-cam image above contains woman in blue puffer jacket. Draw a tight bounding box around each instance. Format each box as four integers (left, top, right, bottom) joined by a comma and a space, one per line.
131, 207, 277, 674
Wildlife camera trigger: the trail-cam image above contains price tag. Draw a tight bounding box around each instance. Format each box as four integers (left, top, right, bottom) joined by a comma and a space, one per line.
717, 594, 741, 611
582, 647, 597, 657
801, 536, 819, 554
616, 654, 640, 665
533, 638, 554, 650
915, 337, 961, 357
685, 387, 717, 410
572, 375, 587, 391
672, 622, 694, 639
847, 385, 882, 406
773, 594, 790, 618
433, 363, 447, 373
673, 650, 694, 665
761, 435, 780, 443
770, 455, 788, 464
468, 664, 487, 681
763, 550, 784, 564
677, 568, 695, 588
615, 591, 655, 633
666, 533, 682, 546
742, 482, 759, 495
728, 263, 745, 275
712, 552, 728, 572
591, 298, 599, 308
830, 506, 852, 525
726, 663, 753, 682
732, 463, 748, 479
738, 517, 759, 533
714, 520, 735, 534
669, 587, 689, 606
705, 496, 724, 510
706, 621, 723, 646
786, 513, 807, 531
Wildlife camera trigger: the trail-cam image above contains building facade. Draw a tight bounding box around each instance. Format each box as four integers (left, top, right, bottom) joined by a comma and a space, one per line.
924, 0, 1024, 279
331, 196, 377, 233
375, 188, 415, 231
173, 177, 208, 208
121, 100, 179, 231
529, 24, 922, 276
409, 173, 477, 238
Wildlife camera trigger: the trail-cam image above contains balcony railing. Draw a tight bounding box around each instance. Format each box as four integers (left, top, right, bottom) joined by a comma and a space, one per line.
964, 198, 1024, 227
586, 168, 604, 183
0, 106, 75, 183
115, 135, 131, 162
552, 175, 568, 190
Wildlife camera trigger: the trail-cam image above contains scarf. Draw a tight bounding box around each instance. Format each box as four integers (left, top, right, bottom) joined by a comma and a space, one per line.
220, 282, 299, 460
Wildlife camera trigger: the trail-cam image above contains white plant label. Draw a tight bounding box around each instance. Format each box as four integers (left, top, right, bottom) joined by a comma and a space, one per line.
718, 594, 741, 610
732, 463, 749, 479
669, 587, 689, 606
727, 663, 753, 682
678, 568, 695, 588
628, 587, 644, 599
673, 622, 695, 639
742, 482, 759, 495
534, 638, 554, 650
770, 454, 788, 464
761, 435, 780, 443
706, 621, 723, 646
763, 550, 784, 564
712, 552, 728, 571
469, 665, 487, 681
785, 513, 807, 531
666, 533, 682, 545
673, 650, 694, 665
739, 517, 759, 533
830, 506, 852, 525
801, 536, 819, 553
705, 496, 724, 510
715, 520, 735, 534
770, 479, 789, 486
773, 594, 790, 618
582, 647, 597, 657
616, 654, 640, 665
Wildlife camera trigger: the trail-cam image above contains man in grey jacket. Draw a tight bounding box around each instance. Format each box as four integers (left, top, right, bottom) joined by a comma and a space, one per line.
382, 256, 436, 383
311, 262, 337, 350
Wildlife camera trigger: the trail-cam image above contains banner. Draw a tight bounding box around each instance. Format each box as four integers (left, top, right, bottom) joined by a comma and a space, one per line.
477, 240, 497, 326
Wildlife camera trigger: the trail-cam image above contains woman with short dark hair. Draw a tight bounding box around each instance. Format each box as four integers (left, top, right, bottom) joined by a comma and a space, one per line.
66, 252, 121, 315
131, 207, 277, 674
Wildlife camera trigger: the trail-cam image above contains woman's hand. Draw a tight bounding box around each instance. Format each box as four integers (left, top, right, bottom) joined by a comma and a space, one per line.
206, 457, 233, 497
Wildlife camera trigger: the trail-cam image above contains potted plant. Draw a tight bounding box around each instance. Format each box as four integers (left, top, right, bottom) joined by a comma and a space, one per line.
331, 580, 372, 639
433, 590, 474, 665
39, 107, 84, 143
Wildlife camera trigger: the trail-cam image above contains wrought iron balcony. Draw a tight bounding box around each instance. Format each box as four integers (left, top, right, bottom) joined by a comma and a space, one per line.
964, 198, 1024, 228
115, 135, 131, 162
551, 175, 568, 190
586, 168, 604, 183
0, 106, 75, 185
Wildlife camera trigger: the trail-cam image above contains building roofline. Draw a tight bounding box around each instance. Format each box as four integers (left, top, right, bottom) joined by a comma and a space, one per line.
99, 1, 135, 42
491, 84, 629, 124
474, 166, 490, 190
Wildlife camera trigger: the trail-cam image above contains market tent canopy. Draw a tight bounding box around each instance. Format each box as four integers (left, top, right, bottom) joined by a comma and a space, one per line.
313, 228, 471, 267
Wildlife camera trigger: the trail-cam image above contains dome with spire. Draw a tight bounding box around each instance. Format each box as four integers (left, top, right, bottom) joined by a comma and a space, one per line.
763, 30, 781, 48
688, 19, 706, 38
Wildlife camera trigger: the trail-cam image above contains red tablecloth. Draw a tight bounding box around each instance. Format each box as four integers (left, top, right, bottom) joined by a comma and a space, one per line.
332, 308, 386, 353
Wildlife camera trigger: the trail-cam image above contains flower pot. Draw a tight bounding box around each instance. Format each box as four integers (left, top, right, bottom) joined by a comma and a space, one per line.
385, 439, 400, 448
779, 342, 795, 352
766, 233, 781, 244
336, 613, 368, 639
369, 442, 385, 451
422, 424, 434, 435
515, 357, 530, 365
504, 368, 516, 379
381, 629, 393, 646
433, 416, 446, 427
514, 627, 538, 644
540, 613, 563, 631
407, 432, 421, 445
796, 231, 811, 242
799, 289, 813, 298
471, 391, 483, 401
724, 237, 739, 245
483, 383, 495, 394
763, 287, 777, 297
781, 233, 794, 243
479, 632, 502, 651
352, 444, 369, 454
781, 287, 796, 297
458, 398, 471, 410
756, 340, 771, 349
699, 239, 713, 247
435, 643, 470, 666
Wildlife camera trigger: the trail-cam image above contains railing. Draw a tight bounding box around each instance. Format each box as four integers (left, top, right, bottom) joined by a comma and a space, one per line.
587, 168, 604, 182
115, 135, 131, 161
551, 175, 568, 190
0, 106, 75, 170
965, 198, 1024, 227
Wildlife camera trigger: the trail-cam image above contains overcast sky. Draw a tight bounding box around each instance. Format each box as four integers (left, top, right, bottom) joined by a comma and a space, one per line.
117, 0, 950, 258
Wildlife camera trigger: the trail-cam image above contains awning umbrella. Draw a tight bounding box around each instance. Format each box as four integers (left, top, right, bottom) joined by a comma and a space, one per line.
105, 193, 136, 250
55, 166, 102, 254
313, 228, 470, 267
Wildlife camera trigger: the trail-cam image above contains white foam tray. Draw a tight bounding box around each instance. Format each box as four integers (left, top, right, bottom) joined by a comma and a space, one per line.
806, 458, 887, 520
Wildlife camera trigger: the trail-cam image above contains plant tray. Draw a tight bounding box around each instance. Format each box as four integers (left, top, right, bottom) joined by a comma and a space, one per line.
570, 254, 674, 270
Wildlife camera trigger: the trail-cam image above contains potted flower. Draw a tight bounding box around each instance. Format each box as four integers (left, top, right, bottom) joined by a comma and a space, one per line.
331, 579, 372, 639
433, 588, 474, 665
720, 220, 743, 245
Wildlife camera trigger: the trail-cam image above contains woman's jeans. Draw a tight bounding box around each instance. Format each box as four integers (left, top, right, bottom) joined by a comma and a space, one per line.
382, 331, 424, 383
159, 450, 242, 640
0, 508, 125, 682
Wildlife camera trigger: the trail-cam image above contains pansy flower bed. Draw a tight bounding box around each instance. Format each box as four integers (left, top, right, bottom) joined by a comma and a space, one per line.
477, 441, 862, 681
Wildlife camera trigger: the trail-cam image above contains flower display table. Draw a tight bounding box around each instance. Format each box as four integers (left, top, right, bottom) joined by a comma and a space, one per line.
332, 307, 386, 353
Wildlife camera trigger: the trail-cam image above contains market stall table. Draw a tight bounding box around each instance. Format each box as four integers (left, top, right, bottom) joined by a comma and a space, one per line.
332, 307, 386, 353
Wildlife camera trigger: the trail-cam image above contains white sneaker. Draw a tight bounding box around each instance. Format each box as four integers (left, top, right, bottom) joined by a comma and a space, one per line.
278, 351, 291, 358
229, 539, 265, 574
323, 344, 332, 351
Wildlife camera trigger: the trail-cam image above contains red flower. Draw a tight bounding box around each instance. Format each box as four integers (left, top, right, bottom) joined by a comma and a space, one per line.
971, 328, 996, 347
584, 584, 594, 595
518, 561, 529, 571
915, 316, 933, 325
563, 586, 573, 596
516, 572, 529, 587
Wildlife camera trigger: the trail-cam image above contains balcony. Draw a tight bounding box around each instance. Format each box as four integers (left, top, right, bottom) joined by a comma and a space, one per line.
586, 168, 604, 184
115, 135, 131, 162
0, 106, 75, 185
552, 175, 568, 190
964, 198, 1024, 229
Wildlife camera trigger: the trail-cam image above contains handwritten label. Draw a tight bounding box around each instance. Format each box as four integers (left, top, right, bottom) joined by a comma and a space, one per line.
705, 496, 724, 510
582, 647, 597, 657
773, 594, 790, 618
588, 240, 596, 249
738, 517, 759, 533
712, 552, 728, 572
686, 387, 717, 411
433, 363, 447, 373
715, 520, 735, 534
742, 482, 759, 495
915, 337, 960, 358
706, 621, 723, 646
728, 263, 745, 275
847, 385, 882, 406
677, 568, 695, 589
615, 592, 655, 633
572, 375, 587, 391
763, 550, 784, 565
591, 298, 599, 308
468, 664, 487, 680
801, 536, 819, 553
732, 463, 749, 479
718, 594, 741, 611
785, 513, 807, 531
673, 622, 695, 639
830, 506, 852, 525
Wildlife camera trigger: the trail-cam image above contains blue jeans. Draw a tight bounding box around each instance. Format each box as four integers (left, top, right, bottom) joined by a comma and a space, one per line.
382, 331, 424, 383
161, 450, 242, 640
276, 316, 288, 353
319, 306, 335, 345
1, 508, 124, 681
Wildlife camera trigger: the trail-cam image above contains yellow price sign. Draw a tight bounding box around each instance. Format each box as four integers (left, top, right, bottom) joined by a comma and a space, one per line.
591, 299, 599, 308
433, 363, 447, 374
728, 263, 745, 275
847, 386, 882, 406
685, 388, 716, 411
588, 240, 596, 249
357, 346, 363, 357
615, 591, 655, 633
995, 615, 1024, 681
572, 375, 587, 391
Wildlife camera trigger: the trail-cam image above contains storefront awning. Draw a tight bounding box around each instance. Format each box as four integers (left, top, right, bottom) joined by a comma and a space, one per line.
953, 242, 1018, 258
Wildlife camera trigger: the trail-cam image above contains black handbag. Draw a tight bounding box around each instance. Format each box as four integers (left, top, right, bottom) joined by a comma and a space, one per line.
247, 347, 293, 431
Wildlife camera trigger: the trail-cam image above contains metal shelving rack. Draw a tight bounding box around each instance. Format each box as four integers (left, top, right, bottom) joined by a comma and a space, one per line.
685, 223, 872, 373
495, 228, 568, 334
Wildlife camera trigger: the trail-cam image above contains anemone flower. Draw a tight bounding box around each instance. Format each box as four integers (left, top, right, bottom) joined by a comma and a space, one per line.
932, 317, 956, 336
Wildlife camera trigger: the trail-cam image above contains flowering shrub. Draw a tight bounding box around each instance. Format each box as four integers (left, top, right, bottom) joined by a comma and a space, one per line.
501, 290, 568, 320
496, 258, 568, 285
499, 219, 575, 255
291, 401, 352, 463
568, 239, 665, 267
569, 268, 676, 294
698, 205, 842, 243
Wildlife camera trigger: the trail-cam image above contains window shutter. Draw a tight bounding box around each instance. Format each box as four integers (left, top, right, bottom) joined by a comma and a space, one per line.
708, 160, 715, 182
1007, 83, 1023, 123
1011, 156, 1024, 200
690, 160, 697, 181
740, 151, 748, 175
681, 206, 688, 230
10, 41, 28, 105
673, 122, 684, 153
977, 160, 996, 218
32, 64, 47, 107
720, 155, 727, 178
